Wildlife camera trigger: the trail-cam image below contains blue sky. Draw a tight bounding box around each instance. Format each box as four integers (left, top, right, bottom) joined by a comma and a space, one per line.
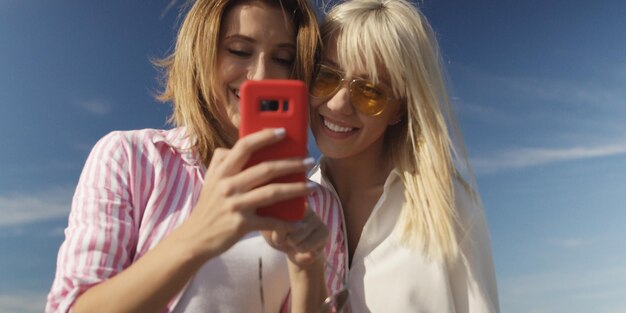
1, 1, 625, 312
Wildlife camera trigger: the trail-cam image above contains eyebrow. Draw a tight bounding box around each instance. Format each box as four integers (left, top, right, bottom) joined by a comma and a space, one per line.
223, 34, 296, 50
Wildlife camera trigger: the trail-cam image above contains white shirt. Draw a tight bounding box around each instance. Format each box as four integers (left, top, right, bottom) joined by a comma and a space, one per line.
173, 232, 288, 313
309, 162, 500, 313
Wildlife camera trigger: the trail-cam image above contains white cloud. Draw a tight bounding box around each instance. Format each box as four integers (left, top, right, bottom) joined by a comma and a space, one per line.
75, 98, 113, 115
0, 292, 46, 313
508, 77, 621, 108
472, 142, 626, 174
452, 64, 626, 140
501, 265, 626, 313
0, 187, 73, 227
454, 63, 626, 110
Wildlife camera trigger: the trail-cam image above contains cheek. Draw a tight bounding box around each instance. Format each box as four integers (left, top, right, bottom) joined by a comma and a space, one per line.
387, 100, 405, 123
309, 97, 324, 110
217, 55, 245, 83
274, 66, 292, 79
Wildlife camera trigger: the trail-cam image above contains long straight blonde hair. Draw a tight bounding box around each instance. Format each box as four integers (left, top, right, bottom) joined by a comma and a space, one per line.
322, 0, 476, 261
156, 0, 320, 165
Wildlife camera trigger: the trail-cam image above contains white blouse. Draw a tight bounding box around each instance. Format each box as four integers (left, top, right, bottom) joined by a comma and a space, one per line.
172, 232, 289, 313
309, 163, 500, 313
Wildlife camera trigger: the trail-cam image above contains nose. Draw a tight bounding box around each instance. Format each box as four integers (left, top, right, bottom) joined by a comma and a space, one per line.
325, 84, 354, 116
248, 55, 269, 80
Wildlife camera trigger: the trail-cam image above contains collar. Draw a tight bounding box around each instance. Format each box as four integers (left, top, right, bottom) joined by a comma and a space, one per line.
151, 127, 201, 167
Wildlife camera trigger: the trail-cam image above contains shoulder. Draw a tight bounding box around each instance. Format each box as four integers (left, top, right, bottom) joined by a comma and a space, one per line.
307, 180, 339, 209
96, 128, 177, 148
450, 176, 501, 311
89, 128, 187, 160
91, 128, 161, 150
452, 175, 484, 224
451, 174, 494, 268
307, 180, 341, 221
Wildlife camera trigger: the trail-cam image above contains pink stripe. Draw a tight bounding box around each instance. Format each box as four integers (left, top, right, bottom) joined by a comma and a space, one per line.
162, 166, 192, 240
312, 186, 346, 294
93, 136, 124, 278
138, 133, 151, 218
83, 133, 115, 280
141, 147, 179, 254
99, 143, 121, 277
110, 148, 131, 275
137, 144, 174, 253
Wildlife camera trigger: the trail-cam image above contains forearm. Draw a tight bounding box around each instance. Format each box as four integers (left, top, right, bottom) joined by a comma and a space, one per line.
72, 227, 211, 313
288, 258, 328, 313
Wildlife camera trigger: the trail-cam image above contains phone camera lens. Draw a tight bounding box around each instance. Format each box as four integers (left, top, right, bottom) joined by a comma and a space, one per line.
260, 100, 279, 111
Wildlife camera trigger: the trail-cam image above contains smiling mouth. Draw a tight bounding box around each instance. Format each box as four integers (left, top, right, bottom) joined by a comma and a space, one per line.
322, 116, 355, 133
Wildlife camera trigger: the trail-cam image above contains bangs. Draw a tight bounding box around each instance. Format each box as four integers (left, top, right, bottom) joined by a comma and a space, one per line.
329, 8, 406, 98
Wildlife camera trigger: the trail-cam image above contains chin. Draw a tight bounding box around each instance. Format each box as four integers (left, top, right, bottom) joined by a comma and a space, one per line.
315, 140, 348, 160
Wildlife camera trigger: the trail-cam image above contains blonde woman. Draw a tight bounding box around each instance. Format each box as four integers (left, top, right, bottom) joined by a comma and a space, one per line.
46, 0, 344, 312
308, 0, 500, 311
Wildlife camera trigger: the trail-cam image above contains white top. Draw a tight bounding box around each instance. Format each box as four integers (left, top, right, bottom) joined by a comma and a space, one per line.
172, 231, 288, 313
309, 162, 500, 313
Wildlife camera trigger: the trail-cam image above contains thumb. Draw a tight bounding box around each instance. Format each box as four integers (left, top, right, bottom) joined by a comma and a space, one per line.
271, 230, 287, 246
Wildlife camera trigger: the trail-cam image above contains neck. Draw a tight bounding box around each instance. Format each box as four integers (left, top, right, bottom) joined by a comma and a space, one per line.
323, 144, 394, 203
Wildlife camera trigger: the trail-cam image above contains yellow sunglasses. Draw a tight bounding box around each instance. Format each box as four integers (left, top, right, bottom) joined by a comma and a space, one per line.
310, 64, 394, 116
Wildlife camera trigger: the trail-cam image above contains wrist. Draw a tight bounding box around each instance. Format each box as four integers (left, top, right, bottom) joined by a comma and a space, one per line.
165, 222, 217, 269
288, 255, 325, 276
287, 255, 328, 312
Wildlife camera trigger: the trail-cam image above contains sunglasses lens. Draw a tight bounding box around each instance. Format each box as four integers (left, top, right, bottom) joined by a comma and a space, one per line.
352, 80, 386, 116
312, 68, 342, 98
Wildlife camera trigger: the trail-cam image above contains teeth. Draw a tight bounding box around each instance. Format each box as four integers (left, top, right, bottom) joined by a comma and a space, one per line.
324, 118, 353, 133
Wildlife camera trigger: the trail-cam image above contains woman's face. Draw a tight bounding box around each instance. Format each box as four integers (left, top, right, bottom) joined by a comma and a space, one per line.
310, 38, 403, 161
216, 1, 296, 127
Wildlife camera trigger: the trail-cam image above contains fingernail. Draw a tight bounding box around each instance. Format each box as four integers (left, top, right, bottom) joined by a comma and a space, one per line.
274, 128, 286, 138
303, 157, 315, 167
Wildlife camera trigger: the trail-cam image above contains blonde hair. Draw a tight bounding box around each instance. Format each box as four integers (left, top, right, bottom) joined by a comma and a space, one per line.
322, 0, 476, 261
156, 0, 320, 165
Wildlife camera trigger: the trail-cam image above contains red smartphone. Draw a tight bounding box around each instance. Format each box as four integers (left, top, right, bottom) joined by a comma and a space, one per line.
238, 80, 308, 221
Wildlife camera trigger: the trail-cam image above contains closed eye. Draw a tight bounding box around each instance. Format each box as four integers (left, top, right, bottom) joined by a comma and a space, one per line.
228, 49, 252, 57
273, 57, 294, 67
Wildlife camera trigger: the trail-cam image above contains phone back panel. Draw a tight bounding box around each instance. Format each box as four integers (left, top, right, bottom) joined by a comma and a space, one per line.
238, 80, 308, 221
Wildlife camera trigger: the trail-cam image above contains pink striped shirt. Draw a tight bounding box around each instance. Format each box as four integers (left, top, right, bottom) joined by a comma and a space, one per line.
46, 128, 345, 313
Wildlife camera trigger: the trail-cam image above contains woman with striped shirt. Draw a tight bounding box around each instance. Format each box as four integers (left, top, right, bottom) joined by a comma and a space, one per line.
46, 0, 343, 312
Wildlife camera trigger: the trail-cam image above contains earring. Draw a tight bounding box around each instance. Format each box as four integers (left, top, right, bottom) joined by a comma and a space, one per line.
390, 118, 402, 125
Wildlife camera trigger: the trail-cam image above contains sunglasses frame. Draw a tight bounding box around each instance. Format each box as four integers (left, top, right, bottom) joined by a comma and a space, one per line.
311, 64, 396, 117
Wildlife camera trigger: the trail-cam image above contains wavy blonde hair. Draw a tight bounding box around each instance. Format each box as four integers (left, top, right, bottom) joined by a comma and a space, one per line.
156, 0, 320, 165
322, 0, 477, 261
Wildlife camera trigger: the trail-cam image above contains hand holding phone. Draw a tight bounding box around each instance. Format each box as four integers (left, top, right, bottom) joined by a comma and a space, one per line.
238, 80, 308, 221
